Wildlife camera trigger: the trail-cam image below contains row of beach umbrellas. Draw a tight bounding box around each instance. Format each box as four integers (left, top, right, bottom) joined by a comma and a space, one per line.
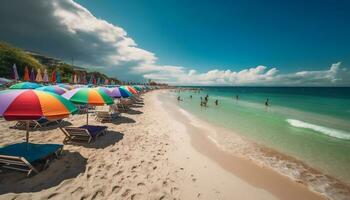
0, 82, 152, 143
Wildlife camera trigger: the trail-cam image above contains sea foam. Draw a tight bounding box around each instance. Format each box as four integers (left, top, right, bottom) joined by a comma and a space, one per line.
287, 119, 350, 140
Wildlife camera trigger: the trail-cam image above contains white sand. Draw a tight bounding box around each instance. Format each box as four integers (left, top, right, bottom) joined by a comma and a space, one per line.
0, 90, 325, 200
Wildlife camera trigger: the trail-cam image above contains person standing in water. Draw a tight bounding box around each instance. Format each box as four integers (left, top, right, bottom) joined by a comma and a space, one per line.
265, 98, 269, 107
190, 95, 192, 99
215, 99, 219, 106
236, 95, 239, 100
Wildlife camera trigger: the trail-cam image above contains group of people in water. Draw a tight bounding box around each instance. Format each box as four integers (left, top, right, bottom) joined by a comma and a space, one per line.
177, 93, 270, 108
175, 89, 270, 108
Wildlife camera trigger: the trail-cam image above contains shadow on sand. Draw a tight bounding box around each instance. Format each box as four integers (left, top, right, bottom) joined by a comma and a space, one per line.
68, 130, 124, 149
0, 151, 87, 194
10, 120, 73, 131
126, 109, 143, 115
110, 115, 136, 125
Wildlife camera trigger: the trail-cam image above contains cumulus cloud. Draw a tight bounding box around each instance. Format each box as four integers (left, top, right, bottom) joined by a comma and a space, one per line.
0, 0, 349, 86
139, 62, 350, 86
0, 0, 156, 81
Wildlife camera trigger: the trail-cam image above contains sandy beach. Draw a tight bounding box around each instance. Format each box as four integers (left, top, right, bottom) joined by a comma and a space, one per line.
0, 90, 330, 200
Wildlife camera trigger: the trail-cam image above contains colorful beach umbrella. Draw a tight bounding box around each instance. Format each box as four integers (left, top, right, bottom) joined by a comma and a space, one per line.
56, 71, 61, 83
43, 69, 49, 82
36, 85, 68, 95
62, 88, 113, 124
9, 82, 43, 89
0, 89, 77, 142
118, 87, 132, 98
122, 86, 138, 95
133, 85, 142, 92
23, 66, 30, 81
13, 64, 19, 81
95, 87, 121, 98
51, 70, 57, 83
58, 83, 74, 90
0, 78, 13, 85
35, 68, 43, 82
30, 68, 35, 82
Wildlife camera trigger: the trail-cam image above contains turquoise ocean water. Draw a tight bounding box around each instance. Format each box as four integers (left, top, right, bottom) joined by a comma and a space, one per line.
173, 87, 350, 184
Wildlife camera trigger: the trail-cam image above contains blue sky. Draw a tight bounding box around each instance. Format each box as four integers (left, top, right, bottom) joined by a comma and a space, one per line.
1, 0, 350, 85
76, 0, 350, 73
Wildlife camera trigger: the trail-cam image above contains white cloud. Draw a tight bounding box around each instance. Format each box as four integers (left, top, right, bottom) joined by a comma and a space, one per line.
139, 62, 350, 86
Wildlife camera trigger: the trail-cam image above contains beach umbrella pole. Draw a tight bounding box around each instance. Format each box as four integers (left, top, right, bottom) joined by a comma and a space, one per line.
26, 120, 29, 143
86, 106, 89, 125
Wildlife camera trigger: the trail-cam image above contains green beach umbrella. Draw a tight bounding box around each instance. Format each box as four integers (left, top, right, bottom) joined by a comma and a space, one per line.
62, 88, 113, 124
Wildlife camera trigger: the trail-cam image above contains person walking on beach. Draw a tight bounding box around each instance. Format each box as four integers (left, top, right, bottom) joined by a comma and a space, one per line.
215, 99, 219, 106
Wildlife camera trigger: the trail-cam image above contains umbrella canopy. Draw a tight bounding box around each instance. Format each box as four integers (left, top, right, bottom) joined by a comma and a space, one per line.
51, 70, 57, 83
36, 85, 68, 95
9, 82, 43, 89
30, 69, 35, 82
62, 88, 113, 106
62, 88, 113, 125
13, 64, 19, 81
56, 71, 61, 83
133, 85, 142, 92
58, 83, 74, 90
0, 78, 13, 84
95, 87, 121, 98
118, 87, 132, 98
0, 90, 77, 121
122, 86, 138, 95
0, 89, 77, 143
35, 68, 43, 82
94, 87, 113, 97
43, 69, 49, 82
23, 66, 30, 81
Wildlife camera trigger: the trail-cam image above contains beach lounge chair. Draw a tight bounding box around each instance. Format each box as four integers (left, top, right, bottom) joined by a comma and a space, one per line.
15, 118, 63, 129
95, 111, 120, 122
60, 125, 107, 144
0, 142, 63, 176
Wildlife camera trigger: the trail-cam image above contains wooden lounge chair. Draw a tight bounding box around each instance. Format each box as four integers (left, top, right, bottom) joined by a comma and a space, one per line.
0, 143, 63, 176
15, 118, 63, 129
95, 111, 120, 122
60, 125, 107, 144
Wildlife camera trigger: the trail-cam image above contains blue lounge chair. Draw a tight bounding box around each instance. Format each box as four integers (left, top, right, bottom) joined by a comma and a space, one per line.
60, 125, 107, 144
0, 143, 63, 176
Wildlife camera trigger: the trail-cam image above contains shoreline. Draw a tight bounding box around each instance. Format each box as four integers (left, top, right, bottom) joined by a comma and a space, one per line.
157, 90, 350, 200
0, 89, 348, 199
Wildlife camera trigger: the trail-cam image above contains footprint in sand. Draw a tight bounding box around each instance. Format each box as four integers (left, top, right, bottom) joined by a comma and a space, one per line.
121, 189, 131, 197
171, 187, 180, 196
112, 185, 122, 193
91, 190, 104, 200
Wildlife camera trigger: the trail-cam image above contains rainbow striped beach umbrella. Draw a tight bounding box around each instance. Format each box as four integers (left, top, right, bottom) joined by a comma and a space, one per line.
62, 88, 113, 124
57, 84, 74, 90
9, 82, 43, 89
122, 86, 138, 95
36, 85, 68, 95
0, 90, 77, 142
133, 85, 142, 92
117, 87, 132, 98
